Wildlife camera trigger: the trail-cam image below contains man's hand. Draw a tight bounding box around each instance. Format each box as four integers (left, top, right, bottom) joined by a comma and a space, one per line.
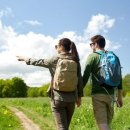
117, 98, 123, 107
117, 89, 123, 108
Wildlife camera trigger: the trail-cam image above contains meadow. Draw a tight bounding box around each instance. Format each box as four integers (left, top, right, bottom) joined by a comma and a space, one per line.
0, 97, 130, 130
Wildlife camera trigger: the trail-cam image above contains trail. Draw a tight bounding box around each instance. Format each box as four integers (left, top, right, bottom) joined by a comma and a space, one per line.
9, 106, 41, 130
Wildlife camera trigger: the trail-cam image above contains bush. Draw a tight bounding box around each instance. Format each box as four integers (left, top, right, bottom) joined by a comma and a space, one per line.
2, 79, 13, 97
0, 77, 27, 97
126, 91, 130, 97
0, 79, 5, 97
39, 83, 50, 97
27, 83, 50, 97
83, 84, 91, 97
27, 87, 39, 97
11, 77, 27, 97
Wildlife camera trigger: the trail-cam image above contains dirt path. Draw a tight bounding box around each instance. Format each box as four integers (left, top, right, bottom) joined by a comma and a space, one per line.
9, 106, 41, 130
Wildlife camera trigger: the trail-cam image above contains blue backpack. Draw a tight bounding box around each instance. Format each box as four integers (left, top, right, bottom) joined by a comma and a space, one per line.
95, 51, 121, 88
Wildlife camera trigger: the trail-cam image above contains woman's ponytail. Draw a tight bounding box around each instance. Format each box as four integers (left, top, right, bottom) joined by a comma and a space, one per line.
71, 42, 80, 62
59, 38, 80, 62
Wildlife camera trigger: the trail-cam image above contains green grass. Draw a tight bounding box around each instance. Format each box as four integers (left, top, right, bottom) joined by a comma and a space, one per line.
0, 97, 130, 130
0, 98, 55, 130
71, 97, 130, 130
0, 104, 23, 130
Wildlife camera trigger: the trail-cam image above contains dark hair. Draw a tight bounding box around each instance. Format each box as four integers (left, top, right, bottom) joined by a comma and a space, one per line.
59, 38, 80, 62
91, 35, 106, 48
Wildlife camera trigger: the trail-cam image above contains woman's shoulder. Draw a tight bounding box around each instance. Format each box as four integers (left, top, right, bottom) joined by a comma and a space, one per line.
48, 55, 59, 64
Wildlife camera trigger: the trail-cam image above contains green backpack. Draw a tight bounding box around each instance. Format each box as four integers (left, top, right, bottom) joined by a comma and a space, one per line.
53, 58, 78, 92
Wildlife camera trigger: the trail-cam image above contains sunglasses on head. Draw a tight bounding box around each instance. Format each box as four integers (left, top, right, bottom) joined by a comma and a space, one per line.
55, 44, 61, 49
55, 45, 58, 49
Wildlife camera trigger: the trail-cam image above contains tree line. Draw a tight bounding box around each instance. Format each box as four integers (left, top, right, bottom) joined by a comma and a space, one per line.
0, 74, 130, 98
0, 77, 49, 97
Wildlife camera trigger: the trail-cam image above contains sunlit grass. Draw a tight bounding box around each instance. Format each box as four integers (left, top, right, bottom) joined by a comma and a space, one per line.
0, 97, 130, 130
0, 104, 23, 130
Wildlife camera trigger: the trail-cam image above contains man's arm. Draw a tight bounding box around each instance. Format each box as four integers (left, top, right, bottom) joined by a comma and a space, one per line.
77, 63, 83, 97
117, 58, 123, 107
83, 54, 93, 88
117, 89, 123, 107
117, 79, 123, 107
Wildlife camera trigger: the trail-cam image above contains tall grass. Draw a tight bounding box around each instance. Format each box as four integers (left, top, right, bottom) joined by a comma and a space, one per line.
0, 97, 130, 130
0, 104, 23, 130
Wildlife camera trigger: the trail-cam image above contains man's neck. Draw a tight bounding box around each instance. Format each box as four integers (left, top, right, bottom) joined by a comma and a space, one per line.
95, 48, 105, 51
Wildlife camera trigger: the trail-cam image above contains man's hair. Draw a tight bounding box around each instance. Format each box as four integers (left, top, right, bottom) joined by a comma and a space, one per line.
91, 35, 106, 48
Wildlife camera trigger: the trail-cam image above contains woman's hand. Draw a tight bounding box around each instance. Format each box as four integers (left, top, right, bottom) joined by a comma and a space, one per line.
76, 97, 82, 107
16, 56, 28, 62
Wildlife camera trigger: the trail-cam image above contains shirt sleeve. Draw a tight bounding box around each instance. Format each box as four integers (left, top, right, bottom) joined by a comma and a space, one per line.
77, 62, 83, 97
83, 54, 93, 87
118, 79, 122, 89
26, 56, 58, 68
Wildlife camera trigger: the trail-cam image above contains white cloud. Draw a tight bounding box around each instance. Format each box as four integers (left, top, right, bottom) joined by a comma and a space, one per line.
25, 70, 50, 86
0, 8, 14, 18
23, 20, 42, 26
0, 14, 121, 86
85, 14, 115, 38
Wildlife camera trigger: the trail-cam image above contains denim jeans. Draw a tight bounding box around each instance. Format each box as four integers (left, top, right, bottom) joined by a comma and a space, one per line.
51, 100, 75, 130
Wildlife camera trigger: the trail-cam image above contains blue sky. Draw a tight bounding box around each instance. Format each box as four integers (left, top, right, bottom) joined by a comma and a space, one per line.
0, 0, 130, 86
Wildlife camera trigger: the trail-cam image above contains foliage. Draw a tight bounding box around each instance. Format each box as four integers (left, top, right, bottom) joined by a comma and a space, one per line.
27, 87, 39, 97
0, 73, 130, 98
2, 79, 13, 97
123, 74, 130, 91
122, 74, 130, 96
11, 77, 27, 97
38, 83, 50, 97
0, 76, 49, 97
0, 79, 5, 97
126, 91, 130, 96
83, 83, 91, 97
27, 83, 49, 97
0, 77, 27, 97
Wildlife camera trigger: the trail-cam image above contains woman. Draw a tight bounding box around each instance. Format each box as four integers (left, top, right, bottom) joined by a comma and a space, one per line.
17, 38, 83, 130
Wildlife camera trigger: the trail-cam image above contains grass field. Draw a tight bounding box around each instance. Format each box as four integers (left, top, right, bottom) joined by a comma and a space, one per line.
0, 104, 23, 130
0, 97, 130, 130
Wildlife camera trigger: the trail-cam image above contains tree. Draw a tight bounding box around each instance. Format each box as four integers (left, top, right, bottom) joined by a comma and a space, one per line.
11, 77, 27, 97
122, 74, 130, 96
123, 74, 130, 91
27, 83, 49, 97
0, 79, 5, 97
2, 79, 13, 97
38, 83, 50, 97
27, 87, 39, 97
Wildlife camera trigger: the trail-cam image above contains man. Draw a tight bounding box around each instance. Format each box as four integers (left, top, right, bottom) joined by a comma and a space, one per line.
83, 35, 123, 130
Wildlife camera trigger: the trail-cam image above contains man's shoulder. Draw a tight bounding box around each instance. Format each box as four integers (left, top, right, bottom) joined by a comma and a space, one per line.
86, 52, 100, 64
88, 52, 100, 58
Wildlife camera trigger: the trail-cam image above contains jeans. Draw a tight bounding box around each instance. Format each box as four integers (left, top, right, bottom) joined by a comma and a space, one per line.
51, 100, 75, 130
